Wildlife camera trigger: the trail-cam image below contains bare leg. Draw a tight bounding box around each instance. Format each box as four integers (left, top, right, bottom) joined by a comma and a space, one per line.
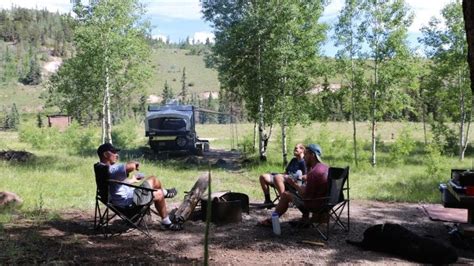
259, 173, 272, 195
273, 174, 286, 195
146, 177, 168, 218
275, 191, 293, 216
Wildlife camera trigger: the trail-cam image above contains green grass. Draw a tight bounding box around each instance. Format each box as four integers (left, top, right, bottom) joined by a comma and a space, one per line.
145, 48, 220, 95
0, 121, 472, 224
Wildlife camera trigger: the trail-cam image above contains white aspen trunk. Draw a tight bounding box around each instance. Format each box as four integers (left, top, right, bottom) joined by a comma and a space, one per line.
258, 95, 266, 161
281, 113, 288, 166
350, 60, 358, 166
348, 7, 358, 166
104, 64, 112, 144
101, 95, 106, 143
253, 121, 257, 152
371, 90, 377, 167
371, 5, 379, 167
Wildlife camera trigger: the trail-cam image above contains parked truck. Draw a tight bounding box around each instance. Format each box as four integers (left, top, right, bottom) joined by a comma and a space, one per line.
145, 102, 209, 155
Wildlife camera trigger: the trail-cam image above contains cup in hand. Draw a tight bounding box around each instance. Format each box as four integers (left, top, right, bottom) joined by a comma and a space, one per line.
135, 172, 145, 180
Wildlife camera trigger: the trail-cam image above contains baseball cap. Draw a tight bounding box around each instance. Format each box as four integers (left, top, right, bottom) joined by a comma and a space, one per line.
306, 143, 322, 162
97, 143, 121, 157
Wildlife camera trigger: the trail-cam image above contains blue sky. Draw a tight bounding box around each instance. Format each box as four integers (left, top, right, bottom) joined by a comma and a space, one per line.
0, 0, 454, 56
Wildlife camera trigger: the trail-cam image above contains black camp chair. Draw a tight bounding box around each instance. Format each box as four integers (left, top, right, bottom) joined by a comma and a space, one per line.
93, 163, 157, 238
303, 166, 350, 240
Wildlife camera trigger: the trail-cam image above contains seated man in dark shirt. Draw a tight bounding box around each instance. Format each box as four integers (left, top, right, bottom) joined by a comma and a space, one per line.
259, 143, 307, 205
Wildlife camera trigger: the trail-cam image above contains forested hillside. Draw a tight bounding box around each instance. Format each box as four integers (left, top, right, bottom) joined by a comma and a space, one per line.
0, 7, 74, 85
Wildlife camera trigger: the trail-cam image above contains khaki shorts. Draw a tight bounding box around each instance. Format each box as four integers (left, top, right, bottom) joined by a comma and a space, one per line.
132, 181, 153, 206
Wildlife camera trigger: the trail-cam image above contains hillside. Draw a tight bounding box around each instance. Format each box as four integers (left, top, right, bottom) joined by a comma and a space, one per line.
0, 47, 220, 113
145, 48, 220, 102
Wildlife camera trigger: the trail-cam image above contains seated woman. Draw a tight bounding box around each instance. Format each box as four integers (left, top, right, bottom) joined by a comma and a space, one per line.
259, 143, 307, 206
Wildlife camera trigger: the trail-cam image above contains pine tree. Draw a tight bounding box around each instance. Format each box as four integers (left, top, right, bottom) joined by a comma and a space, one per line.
161, 80, 174, 105
22, 56, 42, 85
218, 90, 229, 124
206, 93, 217, 124
180, 67, 188, 104
8, 103, 20, 130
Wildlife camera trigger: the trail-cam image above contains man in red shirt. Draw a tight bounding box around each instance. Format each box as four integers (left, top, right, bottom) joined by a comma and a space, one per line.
258, 144, 329, 226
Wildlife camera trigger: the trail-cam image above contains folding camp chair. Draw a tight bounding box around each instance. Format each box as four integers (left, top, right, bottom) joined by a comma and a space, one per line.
93, 163, 157, 238
303, 166, 350, 241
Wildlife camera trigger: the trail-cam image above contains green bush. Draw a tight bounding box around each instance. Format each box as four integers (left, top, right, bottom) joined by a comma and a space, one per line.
19, 124, 62, 149
425, 143, 443, 179
389, 128, 415, 164
237, 133, 255, 158
111, 120, 139, 149
63, 122, 99, 155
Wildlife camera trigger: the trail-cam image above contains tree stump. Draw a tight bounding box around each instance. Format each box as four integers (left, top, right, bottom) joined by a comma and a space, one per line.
172, 173, 209, 223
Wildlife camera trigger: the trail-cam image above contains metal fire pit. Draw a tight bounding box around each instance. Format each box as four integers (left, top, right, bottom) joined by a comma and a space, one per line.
201, 191, 249, 224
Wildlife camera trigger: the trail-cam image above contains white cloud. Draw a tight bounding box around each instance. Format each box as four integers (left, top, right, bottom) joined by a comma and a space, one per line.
320, 0, 452, 34
152, 34, 168, 42
323, 0, 344, 18
144, 0, 202, 20
407, 0, 453, 33
190, 31, 214, 44
0, 0, 72, 13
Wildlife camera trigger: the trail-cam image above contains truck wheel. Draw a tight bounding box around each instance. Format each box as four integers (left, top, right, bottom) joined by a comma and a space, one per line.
194, 147, 203, 156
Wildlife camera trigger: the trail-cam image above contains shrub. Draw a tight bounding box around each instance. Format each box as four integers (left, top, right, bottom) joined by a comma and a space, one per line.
389, 128, 415, 164
111, 120, 138, 149
237, 134, 255, 158
63, 122, 99, 155
425, 143, 443, 179
19, 125, 61, 149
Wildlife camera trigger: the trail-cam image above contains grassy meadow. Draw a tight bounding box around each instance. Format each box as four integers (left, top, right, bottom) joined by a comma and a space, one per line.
1, 120, 473, 224
145, 48, 220, 95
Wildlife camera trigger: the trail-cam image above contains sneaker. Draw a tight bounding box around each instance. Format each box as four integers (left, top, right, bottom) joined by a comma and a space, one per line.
161, 222, 183, 231
164, 188, 178, 199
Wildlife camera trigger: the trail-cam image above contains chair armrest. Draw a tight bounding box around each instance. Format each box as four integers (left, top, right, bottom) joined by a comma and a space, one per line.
108, 179, 157, 192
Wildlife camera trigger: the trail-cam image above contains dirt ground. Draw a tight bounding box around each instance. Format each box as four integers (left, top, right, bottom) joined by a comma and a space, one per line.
2, 150, 474, 264
2, 200, 474, 264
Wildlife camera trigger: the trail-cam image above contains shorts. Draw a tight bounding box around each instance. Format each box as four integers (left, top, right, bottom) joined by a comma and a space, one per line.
269, 173, 279, 184
132, 181, 153, 206
289, 186, 305, 209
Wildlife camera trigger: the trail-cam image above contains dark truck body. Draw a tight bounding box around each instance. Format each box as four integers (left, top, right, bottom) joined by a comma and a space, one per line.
145, 103, 209, 154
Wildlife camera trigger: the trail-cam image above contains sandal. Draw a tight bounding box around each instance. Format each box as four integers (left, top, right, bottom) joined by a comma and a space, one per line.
165, 188, 178, 199
256, 218, 272, 228
161, 222, 183, 231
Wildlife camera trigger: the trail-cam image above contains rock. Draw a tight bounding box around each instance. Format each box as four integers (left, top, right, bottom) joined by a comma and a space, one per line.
0, 191, 23, 209
0, 150, 34, 162
214, 159, 227, 168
